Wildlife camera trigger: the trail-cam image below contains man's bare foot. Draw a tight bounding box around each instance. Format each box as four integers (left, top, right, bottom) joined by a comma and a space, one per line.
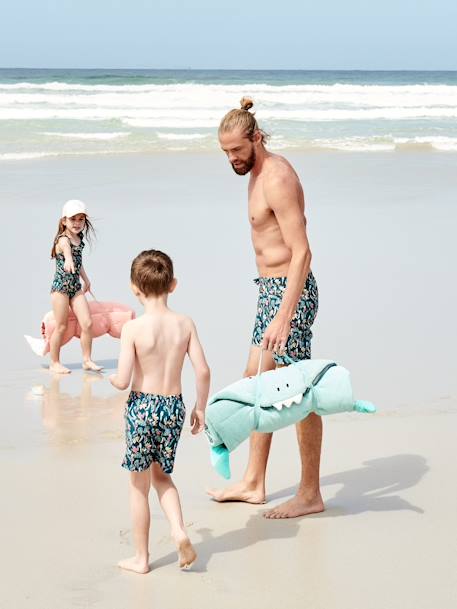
49, 362, 71, 374
177, 538, 197, 570
264, 493, 324, 519
207, 481, 266, 504
82, 360, 103, 372
118, 556, 150, 574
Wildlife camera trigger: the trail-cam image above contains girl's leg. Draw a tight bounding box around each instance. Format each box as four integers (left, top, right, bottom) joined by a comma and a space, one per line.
49, 292, 71, 374
118, 470, 151, 574
70, 293, 102, 371
150, 462, 197, 569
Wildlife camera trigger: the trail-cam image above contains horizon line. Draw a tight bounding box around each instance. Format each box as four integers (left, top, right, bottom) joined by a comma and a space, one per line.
1, 67, 457, 73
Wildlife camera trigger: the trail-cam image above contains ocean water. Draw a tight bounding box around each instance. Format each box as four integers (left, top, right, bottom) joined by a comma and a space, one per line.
1, 68, 457, 160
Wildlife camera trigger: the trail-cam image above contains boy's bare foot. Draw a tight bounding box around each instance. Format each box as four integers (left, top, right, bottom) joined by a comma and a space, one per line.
177, 538, 197, 570
264, 493, 324, 519
82, 360, 103, 372
207, 481, 266, 504
118, 556, 150, 574
49, 362, 71, 374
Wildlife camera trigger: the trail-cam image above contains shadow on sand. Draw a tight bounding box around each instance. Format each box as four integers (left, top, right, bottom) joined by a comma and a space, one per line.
152, 454, 427, 572
268, 454, 428, 516
151, 512, 299, 573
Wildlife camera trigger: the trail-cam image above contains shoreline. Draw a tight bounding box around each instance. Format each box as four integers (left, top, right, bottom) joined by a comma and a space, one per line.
3, 145, 457, 164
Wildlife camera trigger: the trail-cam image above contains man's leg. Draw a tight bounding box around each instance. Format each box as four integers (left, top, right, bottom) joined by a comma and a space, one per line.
264, 413, 324, 518
207, 345, 275, 504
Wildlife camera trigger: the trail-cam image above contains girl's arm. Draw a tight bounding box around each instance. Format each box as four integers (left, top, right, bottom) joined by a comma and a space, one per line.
79, 265, 91, 293
186, 319, 210, 434
109, 322, 136, 390
58, 237, 75, 273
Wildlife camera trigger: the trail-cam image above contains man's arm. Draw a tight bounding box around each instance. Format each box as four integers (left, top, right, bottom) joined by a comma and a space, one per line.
109, 322, 136, 390
263, 171, 312, 353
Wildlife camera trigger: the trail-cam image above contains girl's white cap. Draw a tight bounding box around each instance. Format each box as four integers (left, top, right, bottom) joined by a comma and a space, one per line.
62, 199, 88, 218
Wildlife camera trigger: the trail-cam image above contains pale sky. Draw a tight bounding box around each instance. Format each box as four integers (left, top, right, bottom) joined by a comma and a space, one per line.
1, 0, 456, 70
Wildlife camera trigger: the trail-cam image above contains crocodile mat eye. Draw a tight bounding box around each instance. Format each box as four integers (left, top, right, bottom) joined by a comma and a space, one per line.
286, 383, 289, 387
277, 387, 280, 391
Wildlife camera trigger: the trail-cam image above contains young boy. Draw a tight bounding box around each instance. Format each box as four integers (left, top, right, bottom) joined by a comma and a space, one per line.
110, 249, 210, 574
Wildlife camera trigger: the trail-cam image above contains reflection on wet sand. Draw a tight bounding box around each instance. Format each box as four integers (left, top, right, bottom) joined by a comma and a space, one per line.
27, 373, 126, 446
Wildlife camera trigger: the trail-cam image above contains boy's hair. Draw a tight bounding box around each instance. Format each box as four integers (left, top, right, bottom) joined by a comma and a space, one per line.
130, 249, 174, 296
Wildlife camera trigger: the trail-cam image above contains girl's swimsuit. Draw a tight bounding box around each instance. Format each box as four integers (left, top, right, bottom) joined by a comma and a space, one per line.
50, 233, 84, 299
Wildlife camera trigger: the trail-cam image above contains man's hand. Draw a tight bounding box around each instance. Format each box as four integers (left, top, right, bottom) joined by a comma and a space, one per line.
190, 406, 205, 435
262, 314, 291, 354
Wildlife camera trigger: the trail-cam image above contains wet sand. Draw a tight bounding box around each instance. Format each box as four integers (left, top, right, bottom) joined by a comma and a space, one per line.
1, 151, 456, 608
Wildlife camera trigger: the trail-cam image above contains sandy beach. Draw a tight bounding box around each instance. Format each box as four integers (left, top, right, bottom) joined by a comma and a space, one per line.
1, 150, 456, 608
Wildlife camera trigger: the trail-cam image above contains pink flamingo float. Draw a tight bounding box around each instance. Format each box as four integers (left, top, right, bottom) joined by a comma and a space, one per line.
25, 298, 135, 357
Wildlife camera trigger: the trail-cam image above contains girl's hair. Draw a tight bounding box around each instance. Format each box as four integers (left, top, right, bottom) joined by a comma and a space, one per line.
51, 215, 95, 258
218, 97, 269, 144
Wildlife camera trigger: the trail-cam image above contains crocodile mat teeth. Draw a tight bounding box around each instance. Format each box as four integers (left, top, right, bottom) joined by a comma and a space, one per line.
271, 393, 303, 410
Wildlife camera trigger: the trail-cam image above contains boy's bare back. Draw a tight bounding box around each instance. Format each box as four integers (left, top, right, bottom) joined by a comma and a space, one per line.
130, 311, 190, 395
117, 308, 206, 397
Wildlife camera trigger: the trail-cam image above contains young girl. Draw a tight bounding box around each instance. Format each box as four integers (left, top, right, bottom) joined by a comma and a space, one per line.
49, 199, 102, 374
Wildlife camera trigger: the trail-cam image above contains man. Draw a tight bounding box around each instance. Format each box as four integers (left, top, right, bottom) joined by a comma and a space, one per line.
207, 97, 323, 519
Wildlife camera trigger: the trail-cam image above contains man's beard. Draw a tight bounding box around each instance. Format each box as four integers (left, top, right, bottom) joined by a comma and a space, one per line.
231, 148, 256, 175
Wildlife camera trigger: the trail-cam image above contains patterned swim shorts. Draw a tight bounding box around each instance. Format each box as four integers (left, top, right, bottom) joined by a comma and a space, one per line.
252, 273, 319, 365
122, 391, 186, 474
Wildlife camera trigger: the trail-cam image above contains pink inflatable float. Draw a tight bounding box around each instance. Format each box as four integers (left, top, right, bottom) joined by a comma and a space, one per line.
25, 301, 136, 357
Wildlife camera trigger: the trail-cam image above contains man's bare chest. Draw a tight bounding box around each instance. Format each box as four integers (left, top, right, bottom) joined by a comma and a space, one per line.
248, 198, 272, 229
248, 181, 275, 230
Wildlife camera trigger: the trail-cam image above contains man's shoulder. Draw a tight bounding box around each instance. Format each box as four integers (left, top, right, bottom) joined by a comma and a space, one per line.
263, 154, 298, 185
262, 155, 300, 201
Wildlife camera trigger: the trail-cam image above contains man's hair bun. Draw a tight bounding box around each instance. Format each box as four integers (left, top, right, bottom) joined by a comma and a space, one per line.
240, 97, 254, 111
